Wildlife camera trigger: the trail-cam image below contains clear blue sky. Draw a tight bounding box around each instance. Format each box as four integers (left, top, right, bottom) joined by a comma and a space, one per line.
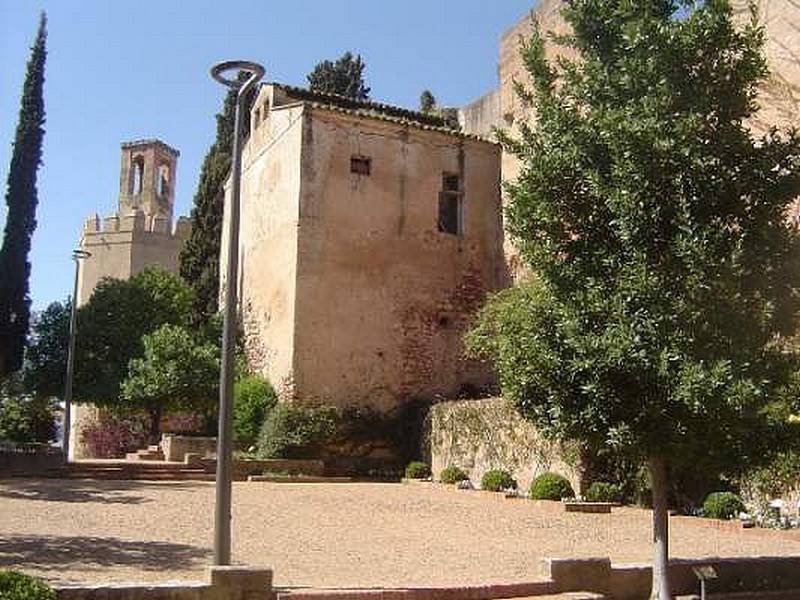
1, 1, 534, 310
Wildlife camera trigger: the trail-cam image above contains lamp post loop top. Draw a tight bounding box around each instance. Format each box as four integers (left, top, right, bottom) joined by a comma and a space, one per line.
210, 60, 265, 90
72, 249, 91, 260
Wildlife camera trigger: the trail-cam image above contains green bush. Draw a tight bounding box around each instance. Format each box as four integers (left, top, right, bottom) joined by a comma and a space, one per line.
440, 465, 468, 484
233, 375, 277, 446
529, 472, 575, 500
702, 491, 745, 520
257, 403, 338, 459
480, 469, 517, 492
404, 461, 431, 479
0, 570, 56, 600
0, 394, 55, 444
585, 481, 623, 503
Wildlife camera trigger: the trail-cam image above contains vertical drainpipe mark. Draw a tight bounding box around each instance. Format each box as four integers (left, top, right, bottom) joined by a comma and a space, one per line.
398, 125, 409, 236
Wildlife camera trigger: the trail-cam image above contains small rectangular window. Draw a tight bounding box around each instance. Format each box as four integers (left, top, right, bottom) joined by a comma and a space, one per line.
438, 173, 462, 235
351, 155, 371, 176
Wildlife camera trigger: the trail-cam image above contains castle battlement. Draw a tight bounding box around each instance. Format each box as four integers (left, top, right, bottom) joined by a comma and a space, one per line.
82, 210, 191, 239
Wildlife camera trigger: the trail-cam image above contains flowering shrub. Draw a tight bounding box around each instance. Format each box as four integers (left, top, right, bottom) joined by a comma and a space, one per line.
80, 412, 148, 458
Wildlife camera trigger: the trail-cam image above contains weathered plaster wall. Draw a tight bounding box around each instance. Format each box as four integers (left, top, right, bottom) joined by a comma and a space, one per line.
429, 397, 581, 492
458, 89, 501, 138
232, 97, 304, 398
733, 0, 800, 135
290, 109, 506, 410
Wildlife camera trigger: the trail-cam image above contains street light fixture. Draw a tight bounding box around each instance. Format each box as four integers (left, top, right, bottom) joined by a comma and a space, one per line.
63, 248, 91, 462
209, 59, 264, 566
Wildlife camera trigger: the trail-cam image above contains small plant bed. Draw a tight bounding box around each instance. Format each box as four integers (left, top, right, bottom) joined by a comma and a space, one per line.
563, 501, 614, 514
439, 465, 469, 484
403, 461, 431, 481
247, 473, 356, 483
480, 469, 517, 492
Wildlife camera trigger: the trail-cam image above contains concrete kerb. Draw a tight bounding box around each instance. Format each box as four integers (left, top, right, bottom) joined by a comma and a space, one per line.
56, 566, 275, 600
51, 555, 800, 600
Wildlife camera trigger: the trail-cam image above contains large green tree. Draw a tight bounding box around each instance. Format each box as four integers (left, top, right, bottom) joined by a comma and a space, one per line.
307, 51, 370, 100
121, 323, 219, 440
0, 13, 47, 379
23, 299, 69, 399
467, 2, 800, 597
74, 266, 192, 403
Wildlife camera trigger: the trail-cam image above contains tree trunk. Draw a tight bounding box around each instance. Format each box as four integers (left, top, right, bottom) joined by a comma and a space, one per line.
649, 455, 672, 599
148, 406, 162, 444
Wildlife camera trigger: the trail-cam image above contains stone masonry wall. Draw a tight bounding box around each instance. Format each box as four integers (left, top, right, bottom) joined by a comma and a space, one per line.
291, 108, 506, 411
429, 397, 581, 492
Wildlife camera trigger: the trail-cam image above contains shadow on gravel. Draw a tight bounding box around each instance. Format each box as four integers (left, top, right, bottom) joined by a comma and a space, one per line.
0, 534, 210, 571
0, 479, 206, 504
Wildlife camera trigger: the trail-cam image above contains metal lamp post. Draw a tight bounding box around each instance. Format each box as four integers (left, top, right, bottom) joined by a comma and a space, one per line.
210, 59, 264, 566
63, 248, 91, 462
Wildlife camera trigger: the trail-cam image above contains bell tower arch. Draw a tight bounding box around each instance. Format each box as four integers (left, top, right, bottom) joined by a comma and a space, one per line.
118, 139, 180, 222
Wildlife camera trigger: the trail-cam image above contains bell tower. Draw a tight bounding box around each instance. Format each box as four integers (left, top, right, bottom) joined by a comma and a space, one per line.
118, 139, 180, 223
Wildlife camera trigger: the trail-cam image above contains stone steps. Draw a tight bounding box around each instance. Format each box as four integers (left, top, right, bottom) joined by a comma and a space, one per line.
125, 444, 165, 461
33, 460, 220, 481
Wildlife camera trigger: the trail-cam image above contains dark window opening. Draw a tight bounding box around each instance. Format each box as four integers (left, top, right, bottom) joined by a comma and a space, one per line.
351, 155, 371, 176
443, 173, 460, 192
438, 172, 462, 235
437, 315, 451, 329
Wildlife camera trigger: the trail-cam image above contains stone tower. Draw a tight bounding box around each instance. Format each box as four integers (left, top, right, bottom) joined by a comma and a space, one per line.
76, 139, 190, 306
118, 139, 179, 223
70, 139, 190, 459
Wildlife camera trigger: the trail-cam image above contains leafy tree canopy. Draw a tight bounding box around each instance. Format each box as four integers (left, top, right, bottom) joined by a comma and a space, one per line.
74, 266, 193, 403
22, 299, 69, 399
467, 1, 800, 596
307, 51, 370, 100
121, 323, 219, 439
0, 377, 56, 444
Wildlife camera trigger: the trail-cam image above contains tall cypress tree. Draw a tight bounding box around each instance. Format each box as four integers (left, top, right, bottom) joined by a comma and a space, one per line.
179, 89, 236, 324
0, 13, 47, 379
181, 75, 257, 325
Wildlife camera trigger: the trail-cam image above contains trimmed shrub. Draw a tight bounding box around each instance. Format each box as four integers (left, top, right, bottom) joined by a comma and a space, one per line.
404, 461, 431, 479
257, 403, 338, 459
530, 472, 575, 500
0, 570, 56, 600
702, 491, 745, 520
440, 465, 468, 484
481, 469, 517, 492
234, 375, 277, 446
585, 481, 623, 503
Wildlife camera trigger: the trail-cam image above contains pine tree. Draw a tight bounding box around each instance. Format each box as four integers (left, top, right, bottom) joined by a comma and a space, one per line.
179, 89, 236, 324
0, 13, 47, 379
419, 90, 436, 113
307, 52, 370, 100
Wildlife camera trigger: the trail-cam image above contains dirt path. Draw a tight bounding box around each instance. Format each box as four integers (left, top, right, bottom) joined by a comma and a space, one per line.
2, 479, 799, 587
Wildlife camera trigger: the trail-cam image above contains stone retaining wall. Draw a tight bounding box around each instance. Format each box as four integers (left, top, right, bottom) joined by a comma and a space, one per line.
162, 435, 218, 462
428, 397, 581, 491
0, 443, 63, 475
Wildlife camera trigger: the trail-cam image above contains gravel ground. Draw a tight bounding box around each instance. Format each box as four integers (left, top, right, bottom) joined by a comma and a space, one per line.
2, 479, 799, 588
